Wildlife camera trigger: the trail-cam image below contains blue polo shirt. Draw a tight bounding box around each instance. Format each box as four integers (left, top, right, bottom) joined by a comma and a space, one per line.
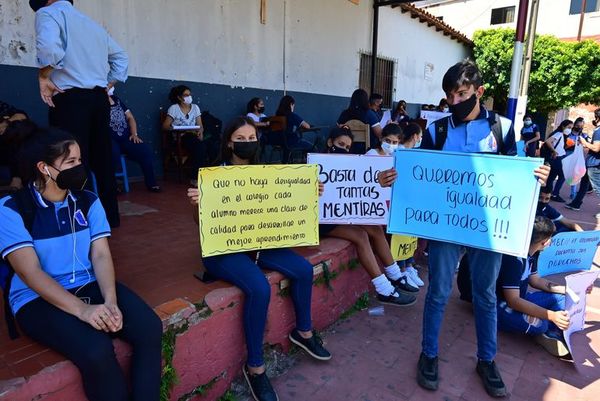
0, 186, 110, 314
423, 107, 516, 155
496, 254, 538, 302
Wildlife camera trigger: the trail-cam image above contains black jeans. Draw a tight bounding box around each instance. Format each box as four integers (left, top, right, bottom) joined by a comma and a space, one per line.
49, 87, 120, 227
16, 281, 162, 401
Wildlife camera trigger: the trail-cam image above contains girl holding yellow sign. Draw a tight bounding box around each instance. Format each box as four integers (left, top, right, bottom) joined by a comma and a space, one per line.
187, 117, 330, 401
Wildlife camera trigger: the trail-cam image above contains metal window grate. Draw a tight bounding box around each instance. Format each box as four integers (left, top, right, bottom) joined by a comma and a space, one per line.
358, 53, 396, 108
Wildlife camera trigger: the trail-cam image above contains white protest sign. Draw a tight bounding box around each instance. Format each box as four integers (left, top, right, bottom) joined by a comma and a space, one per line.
380, 110, 391, 126
537, 231, 600, 277
420, 110, 450, 127
563, 270, 600, 356
307, 153, 393, 225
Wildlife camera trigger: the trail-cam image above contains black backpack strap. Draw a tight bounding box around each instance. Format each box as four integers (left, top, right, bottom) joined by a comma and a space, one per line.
2, 188, 36, 339
432, 117, 449, 151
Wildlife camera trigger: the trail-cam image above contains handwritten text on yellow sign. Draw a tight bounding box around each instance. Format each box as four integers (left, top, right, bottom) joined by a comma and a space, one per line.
198, 165, 319, 257
390, 235, 418, 261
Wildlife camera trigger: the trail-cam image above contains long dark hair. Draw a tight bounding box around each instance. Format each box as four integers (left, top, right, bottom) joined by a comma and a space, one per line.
168, 85, 191, 105
348, 89, 369, 111
18, 127, 78, 192
276, 95, 295, 116
400, 123, 422, 144
246, 97, 262, 114
391, 100, 407, 121
552, 119, 573, 134
219, 117, 259, 165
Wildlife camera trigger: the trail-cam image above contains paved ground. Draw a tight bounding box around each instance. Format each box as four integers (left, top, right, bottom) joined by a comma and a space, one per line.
267, 188, 600, 401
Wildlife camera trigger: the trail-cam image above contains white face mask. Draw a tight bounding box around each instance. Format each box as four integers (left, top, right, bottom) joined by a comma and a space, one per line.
183, 95, 193, 105
442, 107, 449, 113
107, 87, 115, 96
563, 128, 572, 135
414, 138, 422, 148
381, 142, 398, 155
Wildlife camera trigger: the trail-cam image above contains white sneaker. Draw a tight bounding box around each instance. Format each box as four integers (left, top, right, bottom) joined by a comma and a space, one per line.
406, 266, 424, 287
402, 270, 421, 289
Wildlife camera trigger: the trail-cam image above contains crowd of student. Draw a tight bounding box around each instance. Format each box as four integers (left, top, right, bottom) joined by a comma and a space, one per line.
0, 2, 598, 401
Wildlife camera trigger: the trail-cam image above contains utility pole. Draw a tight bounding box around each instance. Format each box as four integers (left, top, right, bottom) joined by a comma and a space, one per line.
514, 0, 540, 138
506, 0, 530, 124
577, 0, 587, 41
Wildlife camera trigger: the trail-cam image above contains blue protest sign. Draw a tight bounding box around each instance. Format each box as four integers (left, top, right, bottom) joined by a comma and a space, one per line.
537, 231, 600, 277
387, 149, 543, 258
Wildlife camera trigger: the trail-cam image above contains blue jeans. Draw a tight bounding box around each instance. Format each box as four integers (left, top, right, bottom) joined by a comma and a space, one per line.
422, 241, 502, 361
497, 291, 565, 335
203, 249, 313, 367
588, 165, 600, 195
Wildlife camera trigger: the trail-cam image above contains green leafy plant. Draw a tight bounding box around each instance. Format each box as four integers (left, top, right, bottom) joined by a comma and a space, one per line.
339, 292, 370, 319
473, 28, 600, 114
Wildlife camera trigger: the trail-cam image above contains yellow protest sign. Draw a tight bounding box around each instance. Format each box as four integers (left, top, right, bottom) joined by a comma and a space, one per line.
390, 235, 418, 261
198, 165, 319, 257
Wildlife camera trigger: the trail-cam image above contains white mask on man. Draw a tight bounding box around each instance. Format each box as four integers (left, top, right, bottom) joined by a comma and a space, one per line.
107, 87, 115, 96
183, 95, 193, 105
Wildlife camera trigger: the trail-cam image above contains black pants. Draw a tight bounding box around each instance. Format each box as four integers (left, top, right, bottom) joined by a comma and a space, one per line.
16, 282, 162, 401
49, 88, 120, 227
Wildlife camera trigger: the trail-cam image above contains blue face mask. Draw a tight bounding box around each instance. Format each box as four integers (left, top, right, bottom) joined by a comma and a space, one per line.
524, 120, 532, 126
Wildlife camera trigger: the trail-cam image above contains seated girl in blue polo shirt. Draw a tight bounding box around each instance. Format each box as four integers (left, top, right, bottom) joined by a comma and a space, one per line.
496, 216, 591, 357
187, 117, 331, 401
0, 128, 162, 401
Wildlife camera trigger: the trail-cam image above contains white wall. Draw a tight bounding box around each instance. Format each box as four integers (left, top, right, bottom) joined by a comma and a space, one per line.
0, 0, 372, 97
419, 0, 600, 39
0, 0, 469, 103
378, 6, 471, 104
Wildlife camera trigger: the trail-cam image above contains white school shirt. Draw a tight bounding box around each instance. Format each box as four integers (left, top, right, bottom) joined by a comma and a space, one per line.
167, 104, 201, 127
549, 132, 566, 157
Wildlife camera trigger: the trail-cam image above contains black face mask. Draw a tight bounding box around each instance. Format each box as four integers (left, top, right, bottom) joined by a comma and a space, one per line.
51, 164, 88, 191
232, 141, 259, 160
329, 145, 349, 154
448, 94, 477, 122
258, 107, 265, 114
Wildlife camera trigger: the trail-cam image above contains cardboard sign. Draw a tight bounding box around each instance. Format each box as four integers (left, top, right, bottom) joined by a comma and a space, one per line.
390, 235, 418, 261
537, 231, 600, 277
387, 150, 542, 258
197, 165, 319, 257
564, 270, 600, 357
307, 153, 393, 225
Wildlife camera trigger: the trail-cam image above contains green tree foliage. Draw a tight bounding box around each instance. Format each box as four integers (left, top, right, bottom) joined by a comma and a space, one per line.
473, 28, 600, 114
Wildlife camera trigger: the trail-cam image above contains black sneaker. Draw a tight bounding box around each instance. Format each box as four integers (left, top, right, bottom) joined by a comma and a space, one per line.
377, 290, 416, 307
289, 329, 332, 361
476, 360, 507, 398
564, 203, 581, 211
551, 195, 566, 203
417, 352, 438, 391
242, 365, 279, 401
391, 276, 419, 293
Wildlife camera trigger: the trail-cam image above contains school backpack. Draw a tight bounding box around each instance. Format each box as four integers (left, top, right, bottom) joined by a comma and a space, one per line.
0, 188, 92, 339
426, 111, 512, 155
540, 133, 562, 162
